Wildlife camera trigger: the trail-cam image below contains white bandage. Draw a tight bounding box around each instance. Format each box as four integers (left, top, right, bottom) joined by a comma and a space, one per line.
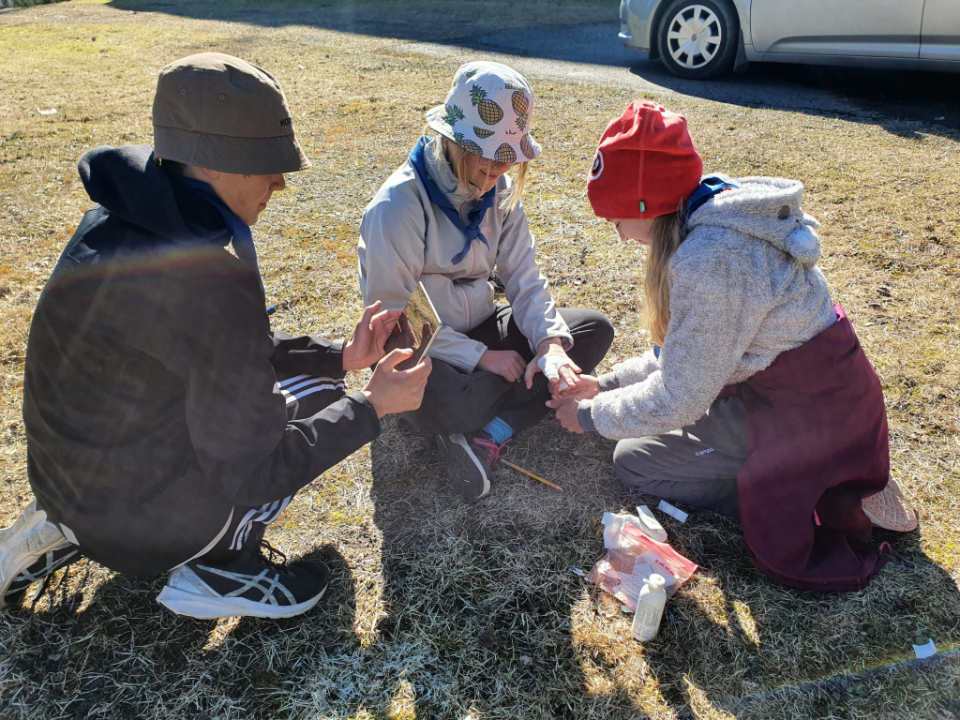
538, 353, 576, 391
538, 353, 576, 380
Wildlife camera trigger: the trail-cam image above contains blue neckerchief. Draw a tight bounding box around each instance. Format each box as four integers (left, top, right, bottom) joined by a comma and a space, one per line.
408, 137, 497, 265
684, 174, 740, 223
171, 175, 264, 292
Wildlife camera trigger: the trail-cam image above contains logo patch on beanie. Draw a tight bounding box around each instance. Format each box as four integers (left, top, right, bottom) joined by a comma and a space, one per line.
589, 151, 604, 180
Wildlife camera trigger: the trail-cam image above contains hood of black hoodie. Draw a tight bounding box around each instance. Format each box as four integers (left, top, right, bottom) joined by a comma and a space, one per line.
78, 144, 227, 244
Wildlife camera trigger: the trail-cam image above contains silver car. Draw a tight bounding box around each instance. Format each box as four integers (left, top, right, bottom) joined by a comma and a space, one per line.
620, 0, 960, 79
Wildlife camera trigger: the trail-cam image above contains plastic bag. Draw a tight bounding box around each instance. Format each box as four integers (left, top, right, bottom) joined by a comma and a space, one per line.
586, 524, 697, 610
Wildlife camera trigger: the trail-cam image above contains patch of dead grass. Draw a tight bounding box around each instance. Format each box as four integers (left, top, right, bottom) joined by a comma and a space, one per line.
1, 1, 959, 719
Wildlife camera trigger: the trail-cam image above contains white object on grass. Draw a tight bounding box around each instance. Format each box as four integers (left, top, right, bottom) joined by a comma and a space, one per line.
636, 504, 668, 543
631, 574, 666, 642
602, 512, 648, 550
658, 500, 688, 523
37, 108, 57, 116
570, 567, 585, 576
913, 639, 937, 659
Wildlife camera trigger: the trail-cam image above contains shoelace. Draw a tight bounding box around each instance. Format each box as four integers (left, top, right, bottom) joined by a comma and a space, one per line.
472, 438, 510, 466
259, 539, 288, 568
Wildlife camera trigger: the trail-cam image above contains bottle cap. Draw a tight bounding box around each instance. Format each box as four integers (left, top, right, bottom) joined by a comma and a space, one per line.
645, 573, 666, 590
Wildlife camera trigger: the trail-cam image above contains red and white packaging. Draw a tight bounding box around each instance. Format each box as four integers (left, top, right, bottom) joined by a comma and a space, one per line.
586, 524, 698, 610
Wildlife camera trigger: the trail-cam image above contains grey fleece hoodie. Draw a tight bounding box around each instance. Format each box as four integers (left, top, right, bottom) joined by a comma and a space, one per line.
579, 177, 836, 440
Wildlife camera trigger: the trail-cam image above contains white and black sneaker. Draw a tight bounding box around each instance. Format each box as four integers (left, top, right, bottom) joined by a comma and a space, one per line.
157, 545, 330, 620
1, 500, 78, 611
437, 431, 501, 500
3, 545, 81, 609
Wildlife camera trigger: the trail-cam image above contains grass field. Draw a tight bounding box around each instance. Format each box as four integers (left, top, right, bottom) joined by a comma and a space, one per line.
1, 1, 959, 718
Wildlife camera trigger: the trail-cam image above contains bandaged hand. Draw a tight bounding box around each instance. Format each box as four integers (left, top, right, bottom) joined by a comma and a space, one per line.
524, 339, 581, 394
538, 353, 578, 390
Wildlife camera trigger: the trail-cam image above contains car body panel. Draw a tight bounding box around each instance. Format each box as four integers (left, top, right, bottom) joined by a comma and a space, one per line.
920, 0, 960, 61
751, 0, 923, 57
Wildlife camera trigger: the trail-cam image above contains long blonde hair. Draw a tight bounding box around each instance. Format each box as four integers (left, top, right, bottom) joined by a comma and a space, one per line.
641, 210, 687, 346
427, 133, 529, 212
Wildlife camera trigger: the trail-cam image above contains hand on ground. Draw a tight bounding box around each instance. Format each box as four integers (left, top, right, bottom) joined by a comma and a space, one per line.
344, 301, 402, 371
362, 349, 432, 417
546, 396, 584, 434
476, 349, 526, 383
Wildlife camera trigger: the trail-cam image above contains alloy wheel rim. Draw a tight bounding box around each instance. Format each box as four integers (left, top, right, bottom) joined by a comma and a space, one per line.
667, 5, 722, 69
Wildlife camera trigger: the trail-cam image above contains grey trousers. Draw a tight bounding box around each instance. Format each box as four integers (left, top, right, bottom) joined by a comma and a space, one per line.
613, 395, 747, 519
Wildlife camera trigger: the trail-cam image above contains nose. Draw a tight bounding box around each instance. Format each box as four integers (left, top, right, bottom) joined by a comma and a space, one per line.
271, 174, 286, 193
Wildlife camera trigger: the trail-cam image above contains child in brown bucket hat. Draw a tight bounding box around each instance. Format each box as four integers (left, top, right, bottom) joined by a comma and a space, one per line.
0, 53, 431, 619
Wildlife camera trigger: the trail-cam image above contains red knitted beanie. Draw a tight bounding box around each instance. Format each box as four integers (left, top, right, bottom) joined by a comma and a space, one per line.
587, 101, 703, 219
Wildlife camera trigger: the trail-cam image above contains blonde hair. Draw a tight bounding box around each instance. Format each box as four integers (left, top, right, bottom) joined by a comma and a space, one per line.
641, 210, 687, 346
426, 133, 529, 212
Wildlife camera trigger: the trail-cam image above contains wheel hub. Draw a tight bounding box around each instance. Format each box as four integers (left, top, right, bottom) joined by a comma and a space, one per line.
667, 4, 722, 70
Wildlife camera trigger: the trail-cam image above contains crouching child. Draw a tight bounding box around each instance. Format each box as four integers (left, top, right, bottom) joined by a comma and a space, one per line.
0, 53, 430, 619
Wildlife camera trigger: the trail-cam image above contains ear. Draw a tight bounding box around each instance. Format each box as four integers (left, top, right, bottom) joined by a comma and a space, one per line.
198, 167, 222, 181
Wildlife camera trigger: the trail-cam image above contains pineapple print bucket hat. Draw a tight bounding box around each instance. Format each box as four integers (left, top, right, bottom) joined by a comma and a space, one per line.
426, 61, 542, 164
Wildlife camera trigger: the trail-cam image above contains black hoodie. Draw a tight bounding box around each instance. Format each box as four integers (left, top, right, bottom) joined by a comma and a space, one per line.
23, 145, 380, 576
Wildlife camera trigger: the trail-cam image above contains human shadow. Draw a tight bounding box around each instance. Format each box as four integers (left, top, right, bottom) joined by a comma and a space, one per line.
605, 491, 960, 718
0, 544, 360, 719
368, 415, 658, 719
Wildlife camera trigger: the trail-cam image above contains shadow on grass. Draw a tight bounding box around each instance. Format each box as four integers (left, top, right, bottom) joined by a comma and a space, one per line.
627, 59, 960, 139
1, 545, 361, 719
367, 417, 654, 719
101, 0, 960, 141
3, 469, 957, 718
628, 497, 960, 717
364, 414, 960, 718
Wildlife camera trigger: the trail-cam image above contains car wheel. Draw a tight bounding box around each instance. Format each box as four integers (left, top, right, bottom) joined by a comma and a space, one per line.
657, 0, 738, 79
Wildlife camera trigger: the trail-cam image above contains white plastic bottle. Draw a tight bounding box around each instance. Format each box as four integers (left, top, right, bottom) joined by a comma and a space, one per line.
631, 574, 667, 642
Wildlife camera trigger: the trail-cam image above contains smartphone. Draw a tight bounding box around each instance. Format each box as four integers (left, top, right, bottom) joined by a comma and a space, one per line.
384, 282, 443, 370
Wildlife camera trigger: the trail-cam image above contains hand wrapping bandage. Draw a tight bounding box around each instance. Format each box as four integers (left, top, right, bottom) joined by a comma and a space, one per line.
538, 353, 577, 391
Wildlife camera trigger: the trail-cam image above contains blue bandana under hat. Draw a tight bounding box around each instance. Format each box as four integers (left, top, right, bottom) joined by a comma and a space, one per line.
408, 137, 497, 265
683, 174, 740, 223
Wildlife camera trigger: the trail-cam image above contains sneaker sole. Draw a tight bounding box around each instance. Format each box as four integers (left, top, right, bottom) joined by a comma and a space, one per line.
438, 434, 491, 499
156, 584, 328, 620
0, 501, 70, 610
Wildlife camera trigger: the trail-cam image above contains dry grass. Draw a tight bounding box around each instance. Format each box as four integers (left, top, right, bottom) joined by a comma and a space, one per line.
1, 1, 959, 718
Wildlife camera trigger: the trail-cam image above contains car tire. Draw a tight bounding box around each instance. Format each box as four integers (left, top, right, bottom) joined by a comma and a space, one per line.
657, 0, 739, 80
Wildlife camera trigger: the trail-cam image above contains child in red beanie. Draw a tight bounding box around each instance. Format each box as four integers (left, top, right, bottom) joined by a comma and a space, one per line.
549, 101, 916, 591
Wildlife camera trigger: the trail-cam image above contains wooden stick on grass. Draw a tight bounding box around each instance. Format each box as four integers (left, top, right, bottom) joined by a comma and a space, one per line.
501, 460, 564, 492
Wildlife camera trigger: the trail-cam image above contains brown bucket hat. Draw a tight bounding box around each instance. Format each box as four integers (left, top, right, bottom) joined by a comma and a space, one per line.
153, 52, 310, 175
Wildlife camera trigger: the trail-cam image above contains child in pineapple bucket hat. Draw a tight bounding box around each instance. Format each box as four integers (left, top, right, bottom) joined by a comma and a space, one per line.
548, 100, 916, 592
1, 53, 431, 620
425, 61, 542, 166
359, 61, 613, 500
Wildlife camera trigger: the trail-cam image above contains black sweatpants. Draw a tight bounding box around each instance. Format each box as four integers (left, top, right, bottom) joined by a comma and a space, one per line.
401, 306, 614, 437
196, 369, 349, 565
